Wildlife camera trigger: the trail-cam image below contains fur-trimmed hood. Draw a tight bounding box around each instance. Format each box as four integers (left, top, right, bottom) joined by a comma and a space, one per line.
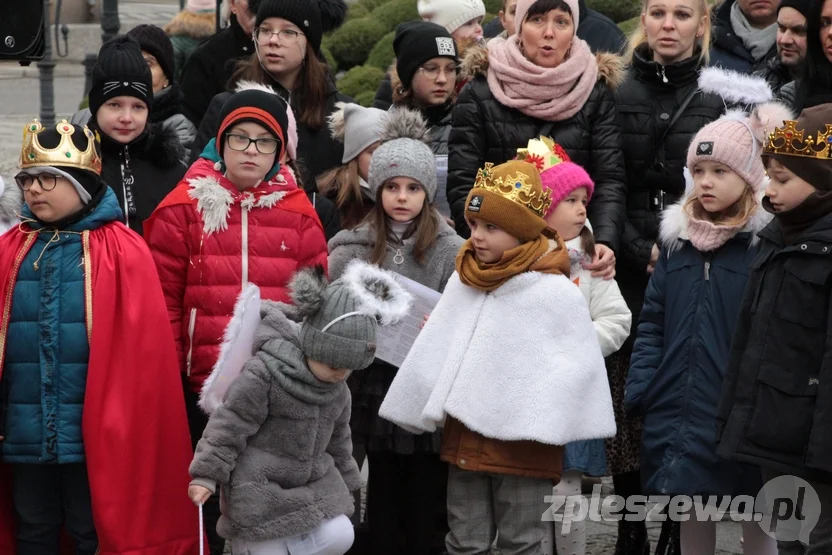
460, 40, 625, 89
165, 9, 216, 39
659, 182, 773, 251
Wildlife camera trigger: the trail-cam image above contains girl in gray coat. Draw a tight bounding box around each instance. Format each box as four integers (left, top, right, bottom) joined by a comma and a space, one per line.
187, 261, 411, 555
327, 106, 464, 555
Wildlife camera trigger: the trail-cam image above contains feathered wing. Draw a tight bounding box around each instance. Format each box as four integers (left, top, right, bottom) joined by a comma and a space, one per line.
698, 67, 773, 108
199, 284, 263, 415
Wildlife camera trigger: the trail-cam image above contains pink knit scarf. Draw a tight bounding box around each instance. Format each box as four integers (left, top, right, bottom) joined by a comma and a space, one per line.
486, 35, 598, 122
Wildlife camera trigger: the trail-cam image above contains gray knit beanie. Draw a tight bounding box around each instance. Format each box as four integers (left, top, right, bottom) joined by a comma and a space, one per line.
368, 107, 437, 202
292, 261, 412, 370
328, 102, 387, 163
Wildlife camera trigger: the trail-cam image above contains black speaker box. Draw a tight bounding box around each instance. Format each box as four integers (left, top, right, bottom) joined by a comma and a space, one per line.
0, 1, 46, 63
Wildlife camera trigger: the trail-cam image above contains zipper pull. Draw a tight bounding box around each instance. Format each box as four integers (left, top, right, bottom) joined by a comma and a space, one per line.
704, 260, 711, 281
660, 66, 668, 83
393, 249, 404, 265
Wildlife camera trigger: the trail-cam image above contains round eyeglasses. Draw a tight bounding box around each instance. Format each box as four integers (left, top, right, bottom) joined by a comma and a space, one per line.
15, 173, 59, 192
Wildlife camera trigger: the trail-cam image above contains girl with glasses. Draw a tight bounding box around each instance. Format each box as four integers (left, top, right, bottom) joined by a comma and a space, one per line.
144, 86, 328, 555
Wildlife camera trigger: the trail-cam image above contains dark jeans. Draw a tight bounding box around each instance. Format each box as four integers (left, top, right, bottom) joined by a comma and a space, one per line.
11, 463, 97, 555
183, 375, 226, 555
366, 450, 448, 555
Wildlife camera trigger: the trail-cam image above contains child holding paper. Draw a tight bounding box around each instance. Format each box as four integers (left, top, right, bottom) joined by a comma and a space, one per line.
327, 106, 464, 555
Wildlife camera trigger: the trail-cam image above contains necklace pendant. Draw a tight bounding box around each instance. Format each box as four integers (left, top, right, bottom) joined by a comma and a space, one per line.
393, 250, 404, 265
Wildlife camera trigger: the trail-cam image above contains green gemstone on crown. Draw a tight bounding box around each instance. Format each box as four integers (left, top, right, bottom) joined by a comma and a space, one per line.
66, 152, 72, 158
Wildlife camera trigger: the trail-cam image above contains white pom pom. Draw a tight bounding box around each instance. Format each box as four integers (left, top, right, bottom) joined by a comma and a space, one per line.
750, 102, 795, 145
214, 160, 223, 172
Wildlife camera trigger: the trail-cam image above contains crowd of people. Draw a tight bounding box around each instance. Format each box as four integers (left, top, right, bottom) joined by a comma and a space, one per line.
1, 0, 831, 554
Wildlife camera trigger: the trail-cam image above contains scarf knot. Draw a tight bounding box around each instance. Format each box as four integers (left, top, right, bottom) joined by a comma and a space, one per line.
486, 35, 598, 122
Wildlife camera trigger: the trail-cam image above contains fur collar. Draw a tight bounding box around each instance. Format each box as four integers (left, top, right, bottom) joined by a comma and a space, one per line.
164, 10, 216, 39
461, 41, 625, 89
659, 189, 773, 252
187, 171, 291, 235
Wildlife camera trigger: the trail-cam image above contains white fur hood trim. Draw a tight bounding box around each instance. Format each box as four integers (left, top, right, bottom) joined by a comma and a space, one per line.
340, 259, 412, 325
378, 271, 616, 444
187, 176, 288, 234
659, 188, 773, 252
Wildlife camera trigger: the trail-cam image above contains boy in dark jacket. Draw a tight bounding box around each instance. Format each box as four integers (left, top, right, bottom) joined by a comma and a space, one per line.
716, 103, 832, 552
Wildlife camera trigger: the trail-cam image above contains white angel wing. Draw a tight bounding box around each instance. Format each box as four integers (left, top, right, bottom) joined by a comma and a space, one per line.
199, 284, 262, 415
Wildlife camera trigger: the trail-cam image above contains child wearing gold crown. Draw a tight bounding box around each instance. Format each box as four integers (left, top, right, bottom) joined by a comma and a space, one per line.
716, 104, 832, 552
378, 159, 615, 554
0, 120, 199, 555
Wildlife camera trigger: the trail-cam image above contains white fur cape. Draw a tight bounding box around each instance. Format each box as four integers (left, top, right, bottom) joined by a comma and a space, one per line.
378, 270, 617, 445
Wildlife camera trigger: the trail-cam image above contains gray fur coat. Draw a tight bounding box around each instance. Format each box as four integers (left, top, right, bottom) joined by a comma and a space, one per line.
327, 214, 464, 288
189, 302, 361, 542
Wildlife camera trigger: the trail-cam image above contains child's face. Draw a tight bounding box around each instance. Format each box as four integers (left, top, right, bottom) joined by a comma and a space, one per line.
544, 187, 588, 242
411, 56, 458, 107
306, 358, 351, 384
466, 217, 521, 263
381, 177, 426, 222
96, 95, 149, 145
451, 16, 484, 42
765, 158, 818, 213
222, 122, 279, 191
691, 161, 748, 214
17, 173, 84, 223
356, 142, 379, 182
500, 0, 519, 36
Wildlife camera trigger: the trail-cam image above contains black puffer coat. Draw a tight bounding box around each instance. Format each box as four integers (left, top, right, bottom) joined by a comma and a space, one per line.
95, 122, 188, 236
615, 45, 724, 322
716, 214, 832, 485
447, 44, 627, 250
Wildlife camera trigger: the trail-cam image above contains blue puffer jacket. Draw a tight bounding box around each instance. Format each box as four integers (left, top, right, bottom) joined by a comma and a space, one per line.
1, 188, 123, 464
624, 202, 770, 496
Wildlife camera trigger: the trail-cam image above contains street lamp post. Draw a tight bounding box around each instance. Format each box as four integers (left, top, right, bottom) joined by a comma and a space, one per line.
101, 0, 121, 44
37, 0, 56, 126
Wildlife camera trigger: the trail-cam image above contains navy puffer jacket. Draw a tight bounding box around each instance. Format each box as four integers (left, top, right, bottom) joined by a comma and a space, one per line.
625, 201, 770, 496
1, 188, 123, 463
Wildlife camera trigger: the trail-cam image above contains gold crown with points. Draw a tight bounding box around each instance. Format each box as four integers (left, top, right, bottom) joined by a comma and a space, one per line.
20, 119, 103, 175
472, 161, 552, 217
763, 119, 832, 160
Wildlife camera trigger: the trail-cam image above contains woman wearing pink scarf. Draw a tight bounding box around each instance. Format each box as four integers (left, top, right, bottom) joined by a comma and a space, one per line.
447, 0, 626, 277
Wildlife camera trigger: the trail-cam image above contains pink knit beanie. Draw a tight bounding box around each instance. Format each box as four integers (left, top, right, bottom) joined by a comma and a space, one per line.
186, 0, 215, 12
515, 0, 580, 33
517, 137, 593, 218
686, 112, 767, 193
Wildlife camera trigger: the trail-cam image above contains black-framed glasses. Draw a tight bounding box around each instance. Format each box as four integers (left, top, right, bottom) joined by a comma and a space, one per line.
254, 27, 303, 44
418, 64, 459, 80
225, 133, 281, 155
15, 173, 59, 192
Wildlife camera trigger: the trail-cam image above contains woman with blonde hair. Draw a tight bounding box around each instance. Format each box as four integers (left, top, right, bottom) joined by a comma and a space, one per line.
612, 1, 724, 552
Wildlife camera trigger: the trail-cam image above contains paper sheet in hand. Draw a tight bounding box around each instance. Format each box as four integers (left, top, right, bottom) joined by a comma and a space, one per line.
375, 276, 441, 367
436, 155, 448, 193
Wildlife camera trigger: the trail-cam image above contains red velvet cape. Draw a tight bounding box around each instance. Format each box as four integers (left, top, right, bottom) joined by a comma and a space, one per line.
0, 222, 200, 554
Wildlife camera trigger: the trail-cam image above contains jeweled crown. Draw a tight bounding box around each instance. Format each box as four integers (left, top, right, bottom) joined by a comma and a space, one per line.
472, 161, 553, 217
19, 119, 103, 175
763, 119, 832, 160
516, 136, 573, 172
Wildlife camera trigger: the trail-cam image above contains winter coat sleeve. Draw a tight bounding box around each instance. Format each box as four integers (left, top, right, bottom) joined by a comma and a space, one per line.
586, 85, 627, 253
372, 74, 394, 111
189, 93, 224, 163
164, 114, 198, 153
146, 204, 191, 371
620, 220, 656, 273
624, 250, 668, 416
588, 275, 632, 357
327, 241, 364, 281
326, 395, 362, 492
447, 81, 488, 237
777, 81, 796, 109
180, 54, 218, 129
806, 294, 832, 472
297, 214, 330, 274
189, 358, 272, 485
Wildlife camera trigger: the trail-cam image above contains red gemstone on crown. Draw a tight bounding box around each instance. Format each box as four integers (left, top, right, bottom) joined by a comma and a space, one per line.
785, 132, 793, 138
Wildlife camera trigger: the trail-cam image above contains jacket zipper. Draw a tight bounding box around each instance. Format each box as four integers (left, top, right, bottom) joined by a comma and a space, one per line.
186, 308, 197, 376
121, 145, 132, 228
242, 204, 249, 288
704, 260, 711, 281
659, 66, 668, 83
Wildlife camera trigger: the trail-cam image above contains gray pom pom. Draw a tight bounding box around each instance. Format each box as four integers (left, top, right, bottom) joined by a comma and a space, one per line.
289, 265, 328, 317
378, 106, 431, 145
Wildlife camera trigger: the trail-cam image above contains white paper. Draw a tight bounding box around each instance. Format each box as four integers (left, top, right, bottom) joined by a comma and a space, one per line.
435, 155, 448, 193
375, 275, 442, 367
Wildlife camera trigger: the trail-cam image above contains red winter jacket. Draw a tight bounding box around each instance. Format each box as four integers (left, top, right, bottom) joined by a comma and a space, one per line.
145, 158, 328, 393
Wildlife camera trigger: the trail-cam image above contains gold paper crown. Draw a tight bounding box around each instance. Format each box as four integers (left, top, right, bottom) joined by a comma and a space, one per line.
472, 161, 553, 217
19, 119, 103, 175
516, 136, 572, 173
763, 119, 832, 160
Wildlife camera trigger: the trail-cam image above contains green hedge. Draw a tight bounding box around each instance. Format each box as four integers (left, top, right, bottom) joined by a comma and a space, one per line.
346, 3, 370, 21
329, 18, 389, 69
321, 45, 337, 72
356, 90, 377, 107
372, 0, 420, 33
337, 65, 386, 99
367, 30, 396, 70
483, 0, 503, 14
586, 0, 641, 23
355, 0, 390, 14
618, 15, 640, 37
